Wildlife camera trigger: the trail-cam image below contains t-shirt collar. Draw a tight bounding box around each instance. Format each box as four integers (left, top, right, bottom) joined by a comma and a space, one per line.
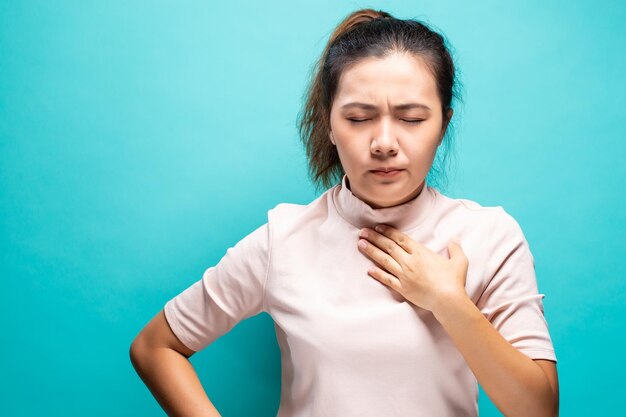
331, 173, 435, 231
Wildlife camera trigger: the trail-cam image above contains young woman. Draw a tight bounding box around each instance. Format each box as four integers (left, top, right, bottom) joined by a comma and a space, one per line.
130, 8, 559, 417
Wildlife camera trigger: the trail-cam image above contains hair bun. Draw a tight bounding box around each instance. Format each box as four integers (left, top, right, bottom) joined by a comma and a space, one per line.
328, 8, 394, 45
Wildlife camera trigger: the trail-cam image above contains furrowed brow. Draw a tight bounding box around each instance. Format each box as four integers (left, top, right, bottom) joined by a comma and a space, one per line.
340, 102, 431, 111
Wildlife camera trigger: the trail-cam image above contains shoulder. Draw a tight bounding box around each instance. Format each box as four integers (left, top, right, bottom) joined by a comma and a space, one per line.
268, 201, 310, 220
430, 188, 526, 242
267, 187, 334, 231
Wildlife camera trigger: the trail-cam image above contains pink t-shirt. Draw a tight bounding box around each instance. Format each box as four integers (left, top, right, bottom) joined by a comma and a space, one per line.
164, 174, 557, 417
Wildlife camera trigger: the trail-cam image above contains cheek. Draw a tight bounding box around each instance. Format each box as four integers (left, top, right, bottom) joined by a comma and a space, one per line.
333, 139, 367, 172
332, 116, 353, 136
335, 141, 362, 164
410, 122, 444, 148
427, 116, 445, 137
330, 109, 347, 128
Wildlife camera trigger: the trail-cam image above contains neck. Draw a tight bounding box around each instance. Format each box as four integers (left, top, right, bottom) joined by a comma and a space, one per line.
346, 176, 425, 209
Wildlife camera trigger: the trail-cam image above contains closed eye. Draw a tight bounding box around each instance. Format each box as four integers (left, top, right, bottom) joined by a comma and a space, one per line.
346, 118, 424, 124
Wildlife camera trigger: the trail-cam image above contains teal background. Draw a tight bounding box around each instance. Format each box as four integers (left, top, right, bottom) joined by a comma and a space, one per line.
1, 1, 624, 416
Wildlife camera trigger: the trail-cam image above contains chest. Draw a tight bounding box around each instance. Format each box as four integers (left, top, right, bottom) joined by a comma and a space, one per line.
264, 218, 487, 366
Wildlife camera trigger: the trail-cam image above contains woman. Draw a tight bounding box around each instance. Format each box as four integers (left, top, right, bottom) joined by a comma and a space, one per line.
130, 8, 559, 417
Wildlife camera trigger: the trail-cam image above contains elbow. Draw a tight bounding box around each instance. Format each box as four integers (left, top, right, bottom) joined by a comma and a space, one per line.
516, 369, 558, 417
129, 334, 147, 371
531, 360, 559, 417
547, 389, 559, 417
543, 376, 559, 417
543, 401, 559, 417
537, 399, 558, 417
537, 381, 559, 417
519, 392, 557, 417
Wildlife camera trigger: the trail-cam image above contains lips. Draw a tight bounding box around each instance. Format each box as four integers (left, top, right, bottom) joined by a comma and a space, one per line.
371, 168, 404, 173
371, 169, 404, 178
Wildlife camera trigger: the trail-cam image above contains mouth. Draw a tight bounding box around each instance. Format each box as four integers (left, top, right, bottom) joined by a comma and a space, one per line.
371, 169, 404, 177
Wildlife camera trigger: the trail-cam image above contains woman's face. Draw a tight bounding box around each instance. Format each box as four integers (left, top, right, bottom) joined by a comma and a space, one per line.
329, 52, 453, 209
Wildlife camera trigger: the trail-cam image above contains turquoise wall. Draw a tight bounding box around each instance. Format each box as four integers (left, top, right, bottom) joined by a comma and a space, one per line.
1, 1, 624, 415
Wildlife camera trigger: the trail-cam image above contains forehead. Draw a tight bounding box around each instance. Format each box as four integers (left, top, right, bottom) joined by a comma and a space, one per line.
334, 53, 440, 106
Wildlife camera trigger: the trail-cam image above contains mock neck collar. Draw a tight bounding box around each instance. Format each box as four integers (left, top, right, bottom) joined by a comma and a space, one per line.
330, 174, 435, 231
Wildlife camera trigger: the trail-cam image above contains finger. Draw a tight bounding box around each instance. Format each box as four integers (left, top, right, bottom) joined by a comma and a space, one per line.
448, 239, 468, 266
447, 238, 462, 257
367, 265, 403, 293
374, 224, 415, 255
361, 227, 404, 260
357, 237, 403, 277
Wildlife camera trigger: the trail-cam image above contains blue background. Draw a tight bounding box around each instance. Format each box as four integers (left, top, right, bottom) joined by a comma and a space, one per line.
1, 1, 624, 416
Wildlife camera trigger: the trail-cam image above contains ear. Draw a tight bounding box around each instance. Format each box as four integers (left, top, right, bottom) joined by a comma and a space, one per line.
438, 108, 453, 145
329, 131, 336, 146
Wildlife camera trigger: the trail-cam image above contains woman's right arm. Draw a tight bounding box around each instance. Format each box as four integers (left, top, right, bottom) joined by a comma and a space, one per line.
129, 309, 222, 417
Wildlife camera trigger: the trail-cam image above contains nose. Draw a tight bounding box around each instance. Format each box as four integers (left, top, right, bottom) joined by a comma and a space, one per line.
370, 118, 399, 156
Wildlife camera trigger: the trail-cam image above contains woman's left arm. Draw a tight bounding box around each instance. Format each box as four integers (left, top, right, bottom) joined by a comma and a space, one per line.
357, 224, 559, 417
432, 292, 559, 417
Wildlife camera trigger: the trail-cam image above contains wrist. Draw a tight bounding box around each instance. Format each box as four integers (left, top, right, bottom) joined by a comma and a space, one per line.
431, 290, 473, 323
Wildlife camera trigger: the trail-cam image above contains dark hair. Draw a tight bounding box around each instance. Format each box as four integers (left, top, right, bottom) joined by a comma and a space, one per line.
297, 8, 463, 193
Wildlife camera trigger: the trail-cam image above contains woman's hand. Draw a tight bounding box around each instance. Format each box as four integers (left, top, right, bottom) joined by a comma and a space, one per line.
357, 224, 469, 314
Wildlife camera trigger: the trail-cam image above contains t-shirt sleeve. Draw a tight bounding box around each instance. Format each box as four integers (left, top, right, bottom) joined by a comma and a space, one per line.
163, 221, 271, 352
476, 208, 557, 362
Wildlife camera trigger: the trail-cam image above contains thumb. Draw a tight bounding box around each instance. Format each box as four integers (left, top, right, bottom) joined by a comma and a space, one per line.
448, 238, 469, 284
447, 237, 465, 260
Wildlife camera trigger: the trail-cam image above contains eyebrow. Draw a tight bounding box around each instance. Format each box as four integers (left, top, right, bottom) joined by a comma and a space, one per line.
340, 102, 431, 111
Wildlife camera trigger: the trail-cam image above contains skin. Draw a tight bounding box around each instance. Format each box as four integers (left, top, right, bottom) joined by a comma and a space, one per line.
329, 51, 559, 417
130, 310, 222, 417
329, 52, 452, 209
